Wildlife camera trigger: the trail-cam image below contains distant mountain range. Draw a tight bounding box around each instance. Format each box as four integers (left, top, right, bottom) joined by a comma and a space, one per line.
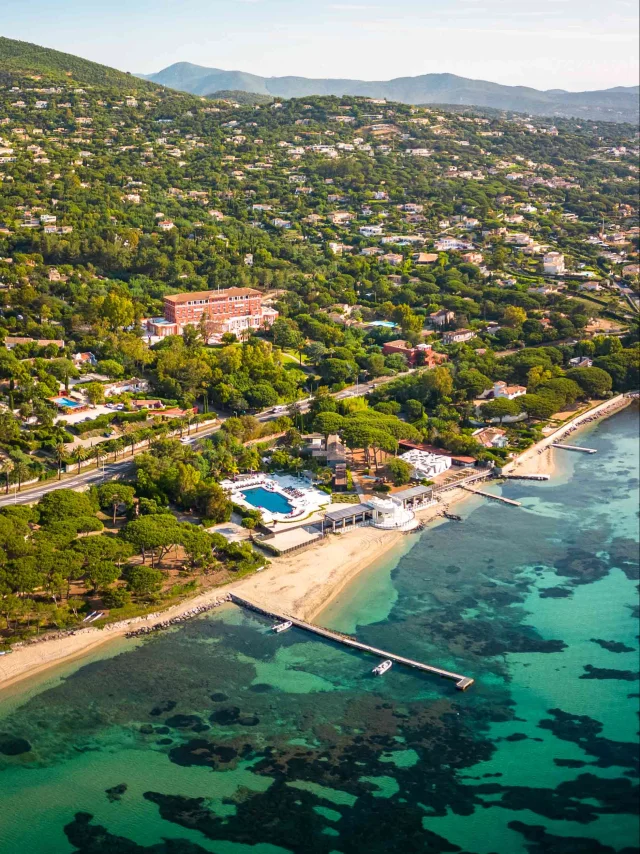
140, 63, 639, 123
0, 36, 635, 123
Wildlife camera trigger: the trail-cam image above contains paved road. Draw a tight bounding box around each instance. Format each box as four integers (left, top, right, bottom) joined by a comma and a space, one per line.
0, 371, 412, 507
0, 419, 222, 508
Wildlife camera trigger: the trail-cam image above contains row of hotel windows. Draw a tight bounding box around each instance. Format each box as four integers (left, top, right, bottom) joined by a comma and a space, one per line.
174, 295, 252, 307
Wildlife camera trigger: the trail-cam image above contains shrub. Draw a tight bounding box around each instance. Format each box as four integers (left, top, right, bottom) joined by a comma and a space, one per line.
101, 587, 131, 609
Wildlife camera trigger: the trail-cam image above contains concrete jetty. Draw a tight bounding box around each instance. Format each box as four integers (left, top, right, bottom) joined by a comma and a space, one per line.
229, 594, 474, 691
504, 474, 550, 482
461, 486, 522, 506
552, 443, 597, 454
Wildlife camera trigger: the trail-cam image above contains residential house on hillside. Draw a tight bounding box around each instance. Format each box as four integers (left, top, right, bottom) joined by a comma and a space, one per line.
413, 252, 438, 265
131, 399, 164, 411
72, 352, 97, 367
306, 433, 347, 469
492, 381, 526, 400
104, 378, 149, 397
442, 329, 476, 344
380, 253, 403, 266
569, 356, 593, 368
472, 427, 508, 448
4, 336, 65, 349
382, 340, 447, 368
429, 309, 456, 328
543, 251, 566, 276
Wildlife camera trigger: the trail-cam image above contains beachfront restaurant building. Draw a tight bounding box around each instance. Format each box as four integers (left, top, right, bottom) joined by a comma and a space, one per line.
322, 503, 374, 533
322, 493, 425, 533
392, 485, 434, 509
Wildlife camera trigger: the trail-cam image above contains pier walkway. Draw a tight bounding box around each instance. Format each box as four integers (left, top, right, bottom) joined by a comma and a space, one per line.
504, 474, 550, 481
461, 486, 521, 506
551, 443, 597, 454
229, 594, 474, 691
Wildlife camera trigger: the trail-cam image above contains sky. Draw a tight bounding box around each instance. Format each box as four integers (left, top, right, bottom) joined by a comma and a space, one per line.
3, 0, 639, 91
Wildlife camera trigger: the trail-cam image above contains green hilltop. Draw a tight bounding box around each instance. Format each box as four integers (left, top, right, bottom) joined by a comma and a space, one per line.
0, 36, 158, 91
208, 89, 274, 106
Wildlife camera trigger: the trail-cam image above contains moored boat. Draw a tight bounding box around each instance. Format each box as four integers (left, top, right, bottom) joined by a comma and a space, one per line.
272, 620, 293, 633
372, 659, 393, 676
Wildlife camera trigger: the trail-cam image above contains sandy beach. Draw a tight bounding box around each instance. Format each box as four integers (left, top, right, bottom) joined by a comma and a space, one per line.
0, 394, 634, 695
0, 496, 455, 693
504, 393, 633, 477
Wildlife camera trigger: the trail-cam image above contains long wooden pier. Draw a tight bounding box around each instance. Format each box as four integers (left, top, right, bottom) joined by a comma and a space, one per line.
461, 486, 522, 506
229, 594, 474, 691
552, 443, 597, 454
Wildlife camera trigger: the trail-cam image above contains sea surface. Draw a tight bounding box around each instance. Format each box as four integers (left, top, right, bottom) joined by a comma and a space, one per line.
1, 407, 639, 854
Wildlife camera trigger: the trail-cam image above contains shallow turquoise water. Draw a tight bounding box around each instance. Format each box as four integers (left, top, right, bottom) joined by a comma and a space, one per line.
0, 406, 638, 854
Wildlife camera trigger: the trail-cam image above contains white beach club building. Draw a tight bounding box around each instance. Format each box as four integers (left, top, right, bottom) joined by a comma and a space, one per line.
399, 449, 452, 480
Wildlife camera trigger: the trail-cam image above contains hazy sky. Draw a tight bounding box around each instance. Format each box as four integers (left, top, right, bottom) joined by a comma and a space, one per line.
4, 0, 639, 90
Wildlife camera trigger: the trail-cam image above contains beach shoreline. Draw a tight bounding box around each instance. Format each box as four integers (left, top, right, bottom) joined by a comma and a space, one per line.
0, 395, 634, 696
503, 393, 633, 477
0, 492, 467, 694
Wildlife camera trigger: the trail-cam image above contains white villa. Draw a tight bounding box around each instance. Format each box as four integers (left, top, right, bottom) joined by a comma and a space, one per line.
399, 449, 452, 479
543, 251, 566, 276
493, 381, 526, 400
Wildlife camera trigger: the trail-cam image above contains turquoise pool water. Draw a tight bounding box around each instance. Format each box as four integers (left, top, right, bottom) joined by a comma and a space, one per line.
241, 486, 293, 515
52, 397, 83, 408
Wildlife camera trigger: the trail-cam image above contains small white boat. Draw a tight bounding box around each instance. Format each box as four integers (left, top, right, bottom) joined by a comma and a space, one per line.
372, 660, 393, 676
272, 621, 293, 634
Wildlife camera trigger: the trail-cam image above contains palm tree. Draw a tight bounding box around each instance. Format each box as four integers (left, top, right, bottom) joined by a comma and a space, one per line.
72, 446, 87, 474
111, 438, 125, 462
94, 445, 103, 470
0, 458, 13, 495
11, 461, 31, 490
54, 443, 66, 480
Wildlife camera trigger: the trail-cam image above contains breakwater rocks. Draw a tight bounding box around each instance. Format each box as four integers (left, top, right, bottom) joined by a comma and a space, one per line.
124, 597, 231, 639
549, 396, 632, 445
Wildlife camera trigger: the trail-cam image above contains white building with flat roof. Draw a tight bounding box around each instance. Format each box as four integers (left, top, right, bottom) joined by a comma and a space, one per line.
399, 449, 452, 479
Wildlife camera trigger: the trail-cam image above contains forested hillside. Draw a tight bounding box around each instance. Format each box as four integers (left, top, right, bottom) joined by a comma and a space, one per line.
0, 36, 157, 90
0, 40, 637, 644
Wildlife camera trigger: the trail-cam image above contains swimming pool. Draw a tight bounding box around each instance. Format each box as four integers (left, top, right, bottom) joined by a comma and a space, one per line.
368, 321, 397, 328
52, 397, 83, 409
241, 486, 293, 515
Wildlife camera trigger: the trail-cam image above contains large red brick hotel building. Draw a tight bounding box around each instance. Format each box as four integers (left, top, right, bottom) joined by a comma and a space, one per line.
146, 287, 278, 341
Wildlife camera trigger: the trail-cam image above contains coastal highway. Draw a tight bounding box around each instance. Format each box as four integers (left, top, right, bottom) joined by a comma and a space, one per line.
0, 371, 410, 507
0, 415, 224, 508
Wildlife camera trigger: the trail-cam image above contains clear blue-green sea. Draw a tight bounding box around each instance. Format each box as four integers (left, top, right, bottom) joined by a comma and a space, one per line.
1, 406, 638, 854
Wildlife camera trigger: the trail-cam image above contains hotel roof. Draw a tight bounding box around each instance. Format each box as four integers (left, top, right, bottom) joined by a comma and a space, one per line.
164, 287, 260, 304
